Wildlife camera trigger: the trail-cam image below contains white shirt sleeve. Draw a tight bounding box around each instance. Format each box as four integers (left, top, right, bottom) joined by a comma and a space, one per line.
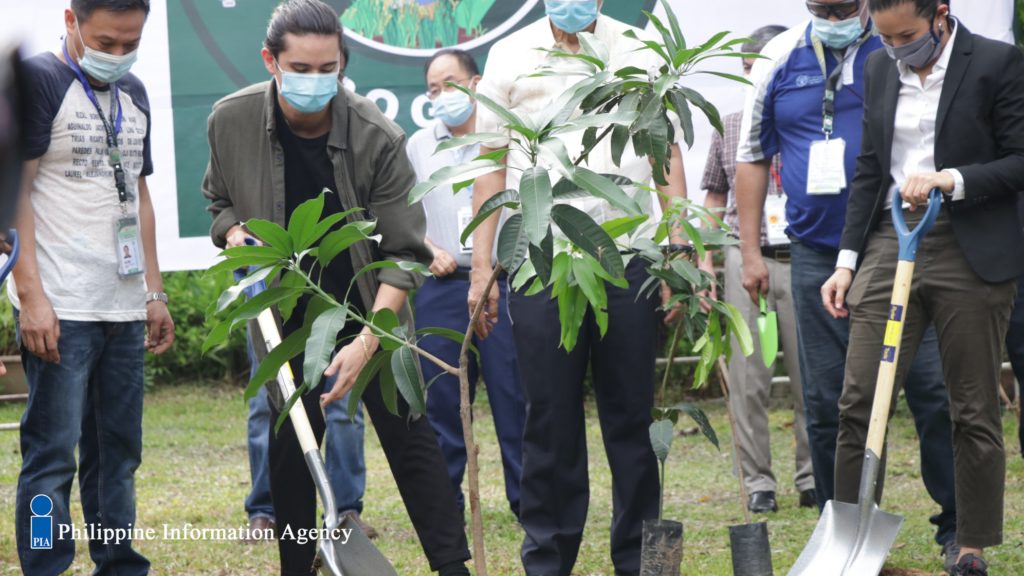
944, 168, 966, 202
836, 249, 859, 271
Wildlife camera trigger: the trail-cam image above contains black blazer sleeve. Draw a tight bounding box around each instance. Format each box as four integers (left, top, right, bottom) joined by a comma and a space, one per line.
839, 50, 889, 256
955, 43, 1024, 206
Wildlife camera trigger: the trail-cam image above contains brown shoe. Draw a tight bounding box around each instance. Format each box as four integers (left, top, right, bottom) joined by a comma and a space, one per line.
242, 516, 276, 543
339, 510, 379, 540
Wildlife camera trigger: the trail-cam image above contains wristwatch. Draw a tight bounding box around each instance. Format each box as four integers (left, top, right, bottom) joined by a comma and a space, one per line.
145, 291, 169, 304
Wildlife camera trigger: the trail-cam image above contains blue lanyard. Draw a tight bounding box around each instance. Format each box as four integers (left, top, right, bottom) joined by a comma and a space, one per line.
61, 39, 129, 205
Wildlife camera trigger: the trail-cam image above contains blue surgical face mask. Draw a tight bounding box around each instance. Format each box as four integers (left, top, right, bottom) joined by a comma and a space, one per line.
882, 19, 944, 69
545, 0, 599, 34
812, 14, 865, 49
275, 62, 338, 114
431, 89, 475, 127
75, 23, 137, 84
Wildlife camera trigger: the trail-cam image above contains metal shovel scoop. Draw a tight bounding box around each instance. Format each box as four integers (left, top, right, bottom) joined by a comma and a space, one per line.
757, 295, 778, 369
788, 189, 942, 576
236, 256, 397, 576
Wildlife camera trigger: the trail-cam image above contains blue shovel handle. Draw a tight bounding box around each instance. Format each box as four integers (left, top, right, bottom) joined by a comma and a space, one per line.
0, 230, 20, 285
892, 188, 942, 262
231, 237, 268, 298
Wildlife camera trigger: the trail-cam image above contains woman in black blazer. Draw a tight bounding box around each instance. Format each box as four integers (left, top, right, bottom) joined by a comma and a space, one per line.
820, 1, 1024, 574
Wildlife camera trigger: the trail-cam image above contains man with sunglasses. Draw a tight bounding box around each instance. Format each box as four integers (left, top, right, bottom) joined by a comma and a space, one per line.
735, 0, 959, 569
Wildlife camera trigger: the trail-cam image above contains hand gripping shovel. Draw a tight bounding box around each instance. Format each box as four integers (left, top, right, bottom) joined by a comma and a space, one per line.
234, 249, 397, 576
788, 189, 942, 576
757, 295, 778, 369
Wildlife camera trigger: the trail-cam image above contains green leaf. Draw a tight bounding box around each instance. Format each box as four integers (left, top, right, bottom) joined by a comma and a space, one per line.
550, 251, 572, 296
673, 402, 719, 450
644, 10, 677, 56
572, 256, 608, 336
668, 90, 695, 149
556, 285, 588, 352
649, 419, 675, 464
348, 352, 387, 418
391, 346, 425, 416
648, 111, 671, 186
519, 167, 553, 247
543, 72, 611, 129
670, 258, 703, 287
551, 204, 624, 278
246, 219, 293, 256
602, 215, 648, 240
220, 287, 294, 329
452, 84, 536, 140
408, 159, 505, 205
497, 213, 530, 273
721, 302, 755, 357
623, 29, 671, 65
202, 319, 231, 355
351, 260, 431, 286
368, 308, 402, 351
215, 265, 278, 314
277, 270, 307, 323
273, 381, 311, 435
611, 124, 630, 168
538, 139, 576, 179
302, 305, 348, 390
550, 110, 639, 134
288, 191, 326, 251
694, 70, 753, 86
245, 325, 310, 402
529, 230, 554, 285
206, 253, 282, 278
379, 359, 399, 415
571, 167, 642, 216
660, 0, 687, 50
576, 31, 610, 67
435, 132, 509, 153
614, 65, 648, 79
304, 208, 364, 251
679, 86, 724, 134
679, 219, 706, 262
319, 221, 376, 268
460, 189, 520, 245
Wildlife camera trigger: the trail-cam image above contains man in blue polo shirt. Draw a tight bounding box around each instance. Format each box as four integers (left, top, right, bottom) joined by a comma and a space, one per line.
734, 0, 958, 566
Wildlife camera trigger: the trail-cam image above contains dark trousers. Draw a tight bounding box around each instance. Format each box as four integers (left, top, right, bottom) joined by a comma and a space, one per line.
1006, 274, 1024, 455
509, 258, 661, 576
789, 239, 957, 544
267, 355, 470, 575
837, 209, 1014, 548
415, 274, 525, 517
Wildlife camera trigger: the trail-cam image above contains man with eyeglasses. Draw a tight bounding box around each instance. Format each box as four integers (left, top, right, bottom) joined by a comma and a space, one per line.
405, 48, 525, 521
735, 0, 959, 570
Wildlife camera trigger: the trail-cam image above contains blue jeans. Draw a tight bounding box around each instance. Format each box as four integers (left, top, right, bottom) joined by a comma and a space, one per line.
15, 316, 149, 576
244, 333, 366, 519
414, 274, 524, 517
789, 240, 957, 544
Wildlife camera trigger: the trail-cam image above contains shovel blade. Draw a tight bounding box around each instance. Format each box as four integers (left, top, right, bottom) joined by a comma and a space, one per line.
317, 514, 398, 576
787, 500, 903, 576
758, 312, 779, 368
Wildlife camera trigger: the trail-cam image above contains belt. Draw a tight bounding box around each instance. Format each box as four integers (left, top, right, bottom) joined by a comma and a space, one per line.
761, 245, 791, 262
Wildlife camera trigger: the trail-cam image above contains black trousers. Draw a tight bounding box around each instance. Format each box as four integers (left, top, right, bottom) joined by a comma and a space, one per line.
267, 356, 471, 575
509, 258, 661, 576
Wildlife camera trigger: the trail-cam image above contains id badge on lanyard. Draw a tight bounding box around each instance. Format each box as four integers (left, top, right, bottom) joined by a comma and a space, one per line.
457, 206, 474, 254
806, 34, 857, 195
62, 42, 143, 277
764, 194, 790, 246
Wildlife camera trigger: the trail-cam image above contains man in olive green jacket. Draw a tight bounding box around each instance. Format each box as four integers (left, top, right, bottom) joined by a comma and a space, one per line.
201, 2, 470, 575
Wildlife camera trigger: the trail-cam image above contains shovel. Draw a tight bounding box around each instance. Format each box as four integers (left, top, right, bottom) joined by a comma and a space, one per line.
757, 295, 778, 369
234, 250, 398, 576
788, 189, 942, 576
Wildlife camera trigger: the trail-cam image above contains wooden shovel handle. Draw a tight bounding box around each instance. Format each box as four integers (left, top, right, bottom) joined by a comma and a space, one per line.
865, 260, 915, 455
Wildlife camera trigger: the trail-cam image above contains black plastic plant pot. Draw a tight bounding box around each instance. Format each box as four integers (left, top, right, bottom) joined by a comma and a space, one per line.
640, 519, 684, 576
729, 521, 773, 576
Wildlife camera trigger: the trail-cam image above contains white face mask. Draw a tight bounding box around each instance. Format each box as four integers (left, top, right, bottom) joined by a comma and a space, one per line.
74, 22, 138, 84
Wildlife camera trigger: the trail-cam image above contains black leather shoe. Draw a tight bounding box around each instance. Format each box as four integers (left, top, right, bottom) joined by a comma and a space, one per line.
799, 488, 817, 508
950, 553, 988, 576
748, 491, 778, 514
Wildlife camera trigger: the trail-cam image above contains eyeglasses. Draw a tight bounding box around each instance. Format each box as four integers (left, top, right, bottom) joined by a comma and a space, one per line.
426, 77, 471, 100
805, 0, 861, 20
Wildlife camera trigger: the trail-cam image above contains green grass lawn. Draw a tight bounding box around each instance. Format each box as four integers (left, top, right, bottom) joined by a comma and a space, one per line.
1, 383, 1022, 575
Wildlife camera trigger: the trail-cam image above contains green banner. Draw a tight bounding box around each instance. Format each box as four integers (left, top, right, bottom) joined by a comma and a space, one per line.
168, 0, 656, 238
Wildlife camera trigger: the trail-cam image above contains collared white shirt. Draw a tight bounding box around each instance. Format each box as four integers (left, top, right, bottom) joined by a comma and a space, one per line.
836, 20, 964, 271
476, 16, 672, 244
406, 120, 489, 268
